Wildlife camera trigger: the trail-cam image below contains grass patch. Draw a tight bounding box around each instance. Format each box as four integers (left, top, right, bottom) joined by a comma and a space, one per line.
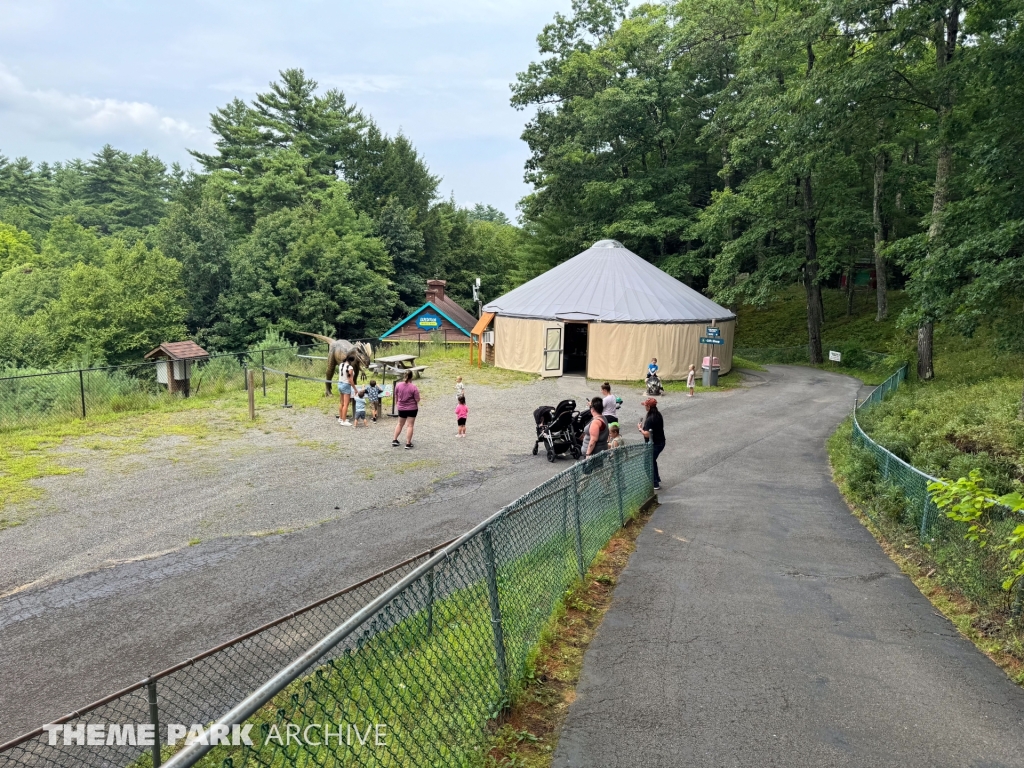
855, 328, 1024, 495
735, 285, 914, 351
0, 405, 247, 516
476, 499, 656, 768
377, 341, 537, 389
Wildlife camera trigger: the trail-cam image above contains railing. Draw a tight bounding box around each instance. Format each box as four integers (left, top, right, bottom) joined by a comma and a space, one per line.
0, 444, 654, 768
0, 339, 383, 434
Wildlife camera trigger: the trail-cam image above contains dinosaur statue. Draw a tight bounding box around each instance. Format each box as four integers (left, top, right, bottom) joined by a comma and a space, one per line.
295, 333, 374, 396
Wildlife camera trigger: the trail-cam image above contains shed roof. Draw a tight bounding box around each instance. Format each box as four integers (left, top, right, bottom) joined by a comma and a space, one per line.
144, 341, 210, 361
379, 300, 476, 339
433, 295, 479, 334
483, 240, 735, 323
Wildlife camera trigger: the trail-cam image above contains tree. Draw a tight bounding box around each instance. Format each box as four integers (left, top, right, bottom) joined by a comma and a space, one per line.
156, 192, 235, 341
0, 223, 36, 272
213, 184, 398, 347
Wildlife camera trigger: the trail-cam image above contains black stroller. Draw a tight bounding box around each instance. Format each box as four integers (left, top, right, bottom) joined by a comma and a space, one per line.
645, 372, 664, 396
533, 399, 582, 461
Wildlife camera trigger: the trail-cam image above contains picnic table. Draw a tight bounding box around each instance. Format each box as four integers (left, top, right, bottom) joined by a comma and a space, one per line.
371, 354, 428, 417
370, 354, 428, 378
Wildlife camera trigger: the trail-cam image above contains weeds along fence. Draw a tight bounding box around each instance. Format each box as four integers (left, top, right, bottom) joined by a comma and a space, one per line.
0, 444, 655, 768
851, 365, 1022, 614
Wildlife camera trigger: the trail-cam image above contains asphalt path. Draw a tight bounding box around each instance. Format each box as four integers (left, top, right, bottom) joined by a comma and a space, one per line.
553, 365, 1024, 768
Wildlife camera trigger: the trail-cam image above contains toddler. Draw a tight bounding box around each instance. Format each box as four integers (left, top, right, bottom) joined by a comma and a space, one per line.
364, 379, 382, 421
609, 423, 624, 449
687, 364, 696, 397
455, 375, 465, 401
353, 387, 368, 427
455, 395, 468, 437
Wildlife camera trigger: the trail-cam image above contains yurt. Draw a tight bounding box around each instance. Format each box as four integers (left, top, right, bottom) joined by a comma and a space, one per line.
481, 240, 736, 380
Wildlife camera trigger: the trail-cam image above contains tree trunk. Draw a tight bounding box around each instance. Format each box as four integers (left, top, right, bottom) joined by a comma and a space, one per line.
846, 261, 855, 317
873, 151, 888, 321
802, 175, 824, 364
918, 142, 952, 381
918, 6, 959, 381
917, 323, 934, 381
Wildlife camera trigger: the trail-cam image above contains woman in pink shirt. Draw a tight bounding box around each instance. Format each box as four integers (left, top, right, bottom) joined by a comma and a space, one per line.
392, 370, 421, 449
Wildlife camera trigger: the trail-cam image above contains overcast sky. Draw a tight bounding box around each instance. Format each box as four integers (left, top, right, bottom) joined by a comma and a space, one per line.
0, 0, 573, 219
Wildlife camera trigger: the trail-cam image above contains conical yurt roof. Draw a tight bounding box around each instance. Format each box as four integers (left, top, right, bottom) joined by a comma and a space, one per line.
484, 240, 735, 323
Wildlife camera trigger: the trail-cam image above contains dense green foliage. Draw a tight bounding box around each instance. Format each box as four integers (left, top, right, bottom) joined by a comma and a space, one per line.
515, 0, 1024, 373
0, 70, 522, 367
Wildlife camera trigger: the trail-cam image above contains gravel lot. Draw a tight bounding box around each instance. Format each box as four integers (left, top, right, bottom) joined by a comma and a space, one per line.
0, 372, 653, 597
0, 369, 681, 739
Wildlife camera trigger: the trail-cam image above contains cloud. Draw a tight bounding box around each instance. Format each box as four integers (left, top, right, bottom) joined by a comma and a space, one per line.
0, 63, 200, 143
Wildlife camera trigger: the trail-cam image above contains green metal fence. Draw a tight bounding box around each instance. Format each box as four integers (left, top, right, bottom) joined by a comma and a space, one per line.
0, 444, 653, 768
851, 365, 1020, 612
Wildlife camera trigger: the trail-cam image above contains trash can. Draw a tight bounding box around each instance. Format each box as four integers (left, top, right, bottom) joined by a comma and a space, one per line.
702, 356, 721, 387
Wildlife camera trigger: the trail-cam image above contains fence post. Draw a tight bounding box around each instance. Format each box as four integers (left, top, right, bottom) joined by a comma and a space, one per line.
283, 373, 292, 408
79, 369, 86, 419
571, 466, 586, 578
481, 527, 508, 701
261, 350, 266, 397
883, 453, 890, 480
147, 679, 162, 768
247, 370, 255, 420
919, 491, 931, 540
614, 451, 626, 527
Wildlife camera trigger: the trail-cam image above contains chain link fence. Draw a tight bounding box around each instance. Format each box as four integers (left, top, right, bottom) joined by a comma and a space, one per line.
0, 444, 654, 768
851, 364, 1021, 615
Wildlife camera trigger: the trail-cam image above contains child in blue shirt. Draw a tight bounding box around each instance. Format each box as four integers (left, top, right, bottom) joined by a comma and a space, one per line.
647, 358, 659, 379
353, 388, 368, 427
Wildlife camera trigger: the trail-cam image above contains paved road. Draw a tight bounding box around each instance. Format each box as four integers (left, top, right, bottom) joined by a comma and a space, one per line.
554, 365, 1024, 768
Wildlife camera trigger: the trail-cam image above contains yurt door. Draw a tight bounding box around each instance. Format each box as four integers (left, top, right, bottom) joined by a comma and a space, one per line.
541, 323, 564, 377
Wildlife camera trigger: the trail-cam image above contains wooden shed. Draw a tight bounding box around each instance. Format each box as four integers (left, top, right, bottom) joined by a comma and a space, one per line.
144, 341, 210, 396
380, 280, 478, 344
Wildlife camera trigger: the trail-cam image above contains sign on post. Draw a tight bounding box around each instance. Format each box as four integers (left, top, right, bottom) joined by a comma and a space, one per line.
705, 327, 721, 337
829, 350, 841, 363
700, 337, 724, 345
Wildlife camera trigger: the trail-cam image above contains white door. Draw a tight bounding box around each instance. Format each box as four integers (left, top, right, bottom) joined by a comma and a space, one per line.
541, 324, 564, 377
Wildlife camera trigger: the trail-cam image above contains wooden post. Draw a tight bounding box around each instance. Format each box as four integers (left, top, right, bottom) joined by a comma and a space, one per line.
247, 370, 255, 420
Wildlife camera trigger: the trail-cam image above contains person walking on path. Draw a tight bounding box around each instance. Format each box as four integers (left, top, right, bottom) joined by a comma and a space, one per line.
600, 382, 619, 425
455, 396, 468, 437
581, 396, 610, 459
337, 356, 356, 425
638, 397, 665, 490
392, 370, 420, 449
687, 364, 696, 397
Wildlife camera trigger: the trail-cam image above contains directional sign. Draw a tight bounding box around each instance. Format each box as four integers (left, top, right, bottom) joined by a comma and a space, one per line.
705, 327, 721, 337
700, 337, 724, 345
829, 350, 842, 362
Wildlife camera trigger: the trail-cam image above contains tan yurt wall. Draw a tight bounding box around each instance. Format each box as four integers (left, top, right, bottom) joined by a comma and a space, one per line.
587, 319, 735, 380
493, 315, 546, 373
